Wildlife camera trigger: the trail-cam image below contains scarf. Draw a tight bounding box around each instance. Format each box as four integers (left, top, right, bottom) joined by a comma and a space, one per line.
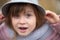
1, 22, 53, 40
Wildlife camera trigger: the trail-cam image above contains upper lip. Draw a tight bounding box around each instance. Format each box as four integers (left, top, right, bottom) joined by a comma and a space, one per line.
17, 25, 28, 28
18, 25, 28, 28
17, 25, 28, 27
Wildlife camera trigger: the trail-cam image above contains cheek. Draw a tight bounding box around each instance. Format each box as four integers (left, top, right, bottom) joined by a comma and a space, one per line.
11, 18, 18, 27
27, 18, 36, 35
28, 17, 36, 30
11, 19, 19, 33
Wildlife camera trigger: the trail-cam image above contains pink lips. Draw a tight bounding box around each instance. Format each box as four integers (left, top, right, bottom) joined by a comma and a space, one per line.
19, 27, 28, 33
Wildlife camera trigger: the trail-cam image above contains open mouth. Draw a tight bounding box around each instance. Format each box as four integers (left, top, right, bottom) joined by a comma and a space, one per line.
19, 27, 28, 30
18, 27, 28, 33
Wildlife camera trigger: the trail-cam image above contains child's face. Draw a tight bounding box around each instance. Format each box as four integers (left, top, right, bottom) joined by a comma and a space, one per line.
11, 6, 36, 36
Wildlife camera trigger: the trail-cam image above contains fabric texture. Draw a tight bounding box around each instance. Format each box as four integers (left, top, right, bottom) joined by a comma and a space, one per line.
0, 22, 60, 40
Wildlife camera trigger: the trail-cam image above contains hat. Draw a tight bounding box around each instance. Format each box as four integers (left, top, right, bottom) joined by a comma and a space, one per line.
2, 0, 45, 16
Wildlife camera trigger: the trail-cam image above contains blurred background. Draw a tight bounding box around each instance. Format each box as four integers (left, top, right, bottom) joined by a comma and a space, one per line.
0, 0, 60, 14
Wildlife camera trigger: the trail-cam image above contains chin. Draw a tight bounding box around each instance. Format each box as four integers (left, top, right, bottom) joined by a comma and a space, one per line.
18, 32, 31, 36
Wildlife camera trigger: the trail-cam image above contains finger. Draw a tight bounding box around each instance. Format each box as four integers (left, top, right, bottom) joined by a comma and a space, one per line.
45, 10, 59, 23
46, 10, 59, 18
45, 15, 56, 23
59, 15, 60, 18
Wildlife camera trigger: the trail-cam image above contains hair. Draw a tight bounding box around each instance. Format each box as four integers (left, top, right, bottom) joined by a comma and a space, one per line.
5, 3, 46, 40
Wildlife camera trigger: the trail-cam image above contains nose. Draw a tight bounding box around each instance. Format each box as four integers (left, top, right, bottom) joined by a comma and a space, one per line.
19, 17, 26, 25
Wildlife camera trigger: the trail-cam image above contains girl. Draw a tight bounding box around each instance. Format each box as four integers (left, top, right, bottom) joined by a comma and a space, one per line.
0, 0, 60, 40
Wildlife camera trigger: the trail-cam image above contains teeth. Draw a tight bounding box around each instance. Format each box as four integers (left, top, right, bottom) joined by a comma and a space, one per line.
19, 27, 28, 30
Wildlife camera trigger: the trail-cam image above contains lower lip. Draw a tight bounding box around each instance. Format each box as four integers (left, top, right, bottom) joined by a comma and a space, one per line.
19, 29, 27, 33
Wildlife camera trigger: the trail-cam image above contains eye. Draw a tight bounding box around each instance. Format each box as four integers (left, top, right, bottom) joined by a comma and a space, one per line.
25, 13, 32, 18
27, 13, 31, 16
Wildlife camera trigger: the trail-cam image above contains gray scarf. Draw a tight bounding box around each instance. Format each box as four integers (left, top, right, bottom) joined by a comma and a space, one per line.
17, 22, 53, 40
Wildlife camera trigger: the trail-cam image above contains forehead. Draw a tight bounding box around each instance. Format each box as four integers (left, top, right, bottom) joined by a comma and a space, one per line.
18, 6, 35, 15
23, 5, 34, 12
18, 5, 35, 14
9, 4, 36, 16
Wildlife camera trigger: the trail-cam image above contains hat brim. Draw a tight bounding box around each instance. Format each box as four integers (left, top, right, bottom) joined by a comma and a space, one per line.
2, 2, 45, 16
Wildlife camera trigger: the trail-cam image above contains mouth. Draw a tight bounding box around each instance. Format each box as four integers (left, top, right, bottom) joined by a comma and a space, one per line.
19, 27, 28, 30
18, 27, 28, 33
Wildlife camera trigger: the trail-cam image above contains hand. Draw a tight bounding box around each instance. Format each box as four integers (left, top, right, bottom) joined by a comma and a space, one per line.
45, 10, 60, 24
0, 11, 5, 24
